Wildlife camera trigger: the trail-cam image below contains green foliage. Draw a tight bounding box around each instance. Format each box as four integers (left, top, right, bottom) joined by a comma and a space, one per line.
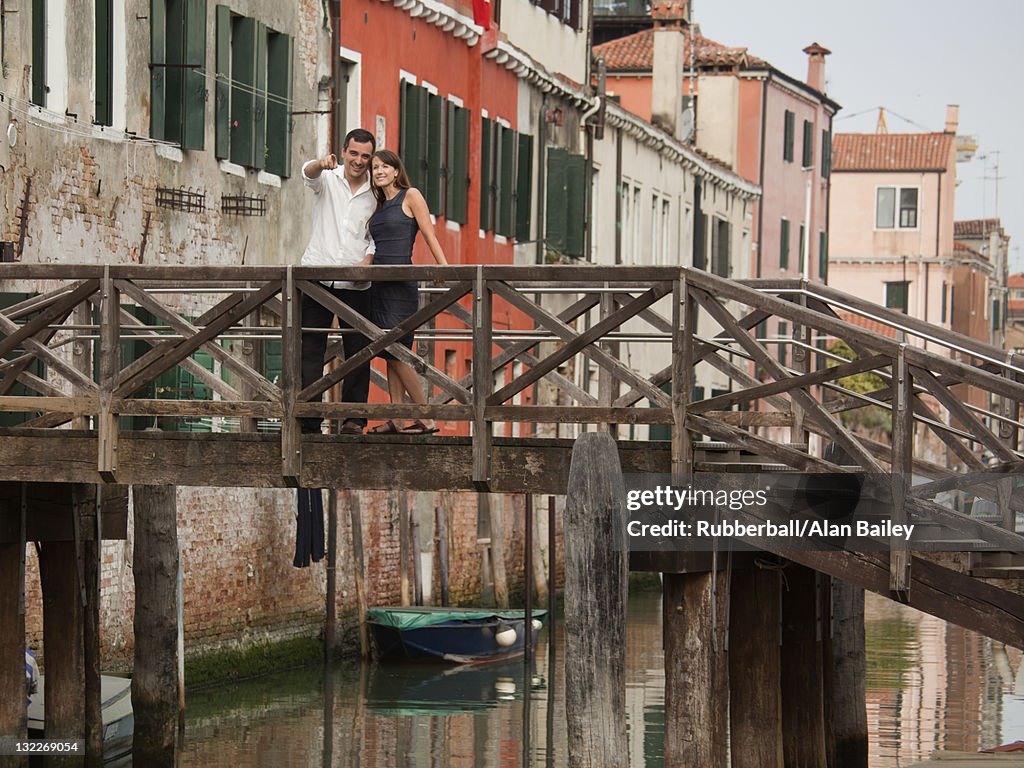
828, 340, 892, 433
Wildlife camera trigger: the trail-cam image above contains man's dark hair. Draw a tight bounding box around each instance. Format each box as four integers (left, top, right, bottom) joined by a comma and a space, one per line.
343, 128, 376, 151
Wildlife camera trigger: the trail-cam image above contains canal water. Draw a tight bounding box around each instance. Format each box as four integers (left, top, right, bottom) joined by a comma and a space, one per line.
178, 591, 1024, 767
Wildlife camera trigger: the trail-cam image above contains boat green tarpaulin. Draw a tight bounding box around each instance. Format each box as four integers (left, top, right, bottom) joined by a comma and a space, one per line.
367, 607, 546, 631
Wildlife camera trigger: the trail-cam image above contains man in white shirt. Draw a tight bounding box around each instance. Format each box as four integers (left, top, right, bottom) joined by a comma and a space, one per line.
299, 128, 377, 435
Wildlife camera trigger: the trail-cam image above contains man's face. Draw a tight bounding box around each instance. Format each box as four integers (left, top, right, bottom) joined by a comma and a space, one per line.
342, 139, 374, 182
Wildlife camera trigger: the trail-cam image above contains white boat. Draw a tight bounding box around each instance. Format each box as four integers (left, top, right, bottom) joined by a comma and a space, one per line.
27, 675, 133, 763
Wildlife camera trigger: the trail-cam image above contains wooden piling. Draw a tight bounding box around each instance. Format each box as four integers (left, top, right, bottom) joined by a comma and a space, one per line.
825, 580, 868, 768
347, 490, 369, 659
781, 564, 828, 768
39, 541, 85, 746
435, 505, 449, 607
325, 490, 337, 658
398, 491, 410, 607
0, 541, 26, 764
490, 495, 509, 609
663, 571, 728, 768
729, 565, 783, 768
131, 485, 179, 767
564, 432, 627, 768
83, 487, 103, 766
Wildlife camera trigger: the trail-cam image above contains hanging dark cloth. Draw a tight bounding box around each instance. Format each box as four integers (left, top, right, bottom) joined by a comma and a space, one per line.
294, 487, 325, 568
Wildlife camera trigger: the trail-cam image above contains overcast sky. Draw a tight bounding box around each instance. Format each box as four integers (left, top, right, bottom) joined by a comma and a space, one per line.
693, 0, 1023, 271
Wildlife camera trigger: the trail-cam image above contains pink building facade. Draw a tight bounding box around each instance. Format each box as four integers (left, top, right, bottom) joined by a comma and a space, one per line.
594, 28, 838, 285
828, 109, 974, 348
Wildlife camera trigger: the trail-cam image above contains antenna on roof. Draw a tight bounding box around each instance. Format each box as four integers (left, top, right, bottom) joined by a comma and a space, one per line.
875, 108, 888, 134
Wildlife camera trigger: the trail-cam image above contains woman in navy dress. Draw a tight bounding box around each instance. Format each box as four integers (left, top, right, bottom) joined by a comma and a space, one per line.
367, 150, 448, 434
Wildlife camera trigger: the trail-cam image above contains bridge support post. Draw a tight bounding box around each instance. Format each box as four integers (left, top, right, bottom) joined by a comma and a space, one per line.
729, 565, 783, 768
0, 535, 26, 765
781, 565, 828, 767
39, 540, 86, 749
131, 485, 180, 767
564, 432, 627, 768
664, 570, 728, 767
825, 580, 868, 768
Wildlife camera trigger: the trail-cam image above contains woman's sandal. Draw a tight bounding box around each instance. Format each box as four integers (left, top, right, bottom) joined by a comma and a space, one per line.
399, 420, 440, 435
367, 420, 400, 434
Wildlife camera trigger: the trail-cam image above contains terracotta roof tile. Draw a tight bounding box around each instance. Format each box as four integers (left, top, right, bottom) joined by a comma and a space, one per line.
838, 312, 898, 339
594, 28, 766, 71
831, 133, 954, 172
1008, 273, 1024, 288
954, 218, 1002, 237
954, 241, 987, 260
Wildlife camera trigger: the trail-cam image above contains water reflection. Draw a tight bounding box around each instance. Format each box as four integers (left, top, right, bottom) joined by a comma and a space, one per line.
177, 590, 1022, 767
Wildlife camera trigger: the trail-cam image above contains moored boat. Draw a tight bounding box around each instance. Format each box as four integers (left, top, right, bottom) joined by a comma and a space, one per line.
367, 606, 547, 663
28, 675, 133, 764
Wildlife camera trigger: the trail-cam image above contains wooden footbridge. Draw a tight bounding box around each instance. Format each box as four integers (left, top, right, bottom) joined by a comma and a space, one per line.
1, 263, 1023, 766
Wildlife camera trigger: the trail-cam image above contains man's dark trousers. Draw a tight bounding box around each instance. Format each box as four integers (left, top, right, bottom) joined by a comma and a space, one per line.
300, 285, 372, 433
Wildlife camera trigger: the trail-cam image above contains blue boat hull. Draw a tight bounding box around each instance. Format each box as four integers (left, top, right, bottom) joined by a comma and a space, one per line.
369, 611, 546, 663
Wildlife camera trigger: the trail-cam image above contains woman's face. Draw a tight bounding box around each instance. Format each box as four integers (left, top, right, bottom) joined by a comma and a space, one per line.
372, 158, 400, 189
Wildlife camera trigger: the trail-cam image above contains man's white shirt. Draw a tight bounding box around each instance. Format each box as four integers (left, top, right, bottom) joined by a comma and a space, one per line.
301, 164, 376, 290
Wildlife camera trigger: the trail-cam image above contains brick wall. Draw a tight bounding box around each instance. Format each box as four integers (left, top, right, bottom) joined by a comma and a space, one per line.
23, 487, 560, 670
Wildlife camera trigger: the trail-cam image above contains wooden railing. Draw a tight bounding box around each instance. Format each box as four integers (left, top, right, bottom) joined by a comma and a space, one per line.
2, 264, 1023, 562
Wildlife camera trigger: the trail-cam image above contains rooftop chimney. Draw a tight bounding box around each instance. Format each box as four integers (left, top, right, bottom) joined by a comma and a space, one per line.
650, 1, 688, 138
945, 104, 959, 134
802, 43, 831, 92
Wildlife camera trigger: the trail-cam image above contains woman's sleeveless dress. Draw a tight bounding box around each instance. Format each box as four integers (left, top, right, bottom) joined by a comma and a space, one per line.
368, 188, 420, 357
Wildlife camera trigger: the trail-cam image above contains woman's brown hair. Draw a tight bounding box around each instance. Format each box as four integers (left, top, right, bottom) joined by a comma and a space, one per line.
371, 150, 412, 208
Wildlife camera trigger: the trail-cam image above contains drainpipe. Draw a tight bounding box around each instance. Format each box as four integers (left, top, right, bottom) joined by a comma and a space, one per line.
580, 94, 600, 263
535, 94, 548, 265
755, 77, 768, 277
330, 1, 343, 153
614, 126, 622, 265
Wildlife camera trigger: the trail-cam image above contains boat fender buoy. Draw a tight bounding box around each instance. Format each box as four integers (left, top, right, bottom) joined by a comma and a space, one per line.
495, 626, 518, 647
531, 619, 543, 631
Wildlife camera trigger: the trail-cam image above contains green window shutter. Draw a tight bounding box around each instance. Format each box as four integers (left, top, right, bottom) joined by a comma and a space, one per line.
230, 15, 256, 166
885, 282, 908, 313
779, 219, 790, 270
32, 0, 46, 106
993, 300, 1001, 332
783, 110, 794, 162
821, 129, 831, 178
251, 21, 268, 170
565, 152, 586, 257
181, 0, 207, 150
265, 32, 293, 177
400, 82, 427, 191
801, 120, 813, 168
445, 103, 469, 224
515, 133, 534, 241
798, 223, 805, 274
495, 126, 516, 237
940, 280, 947, 323
214, 5, 231, 159
149, 0, 166, 139
544, 147, 568, 253
777, 321, 788, 365
425, 93, 444, 214
479, 117, 495, 232
95, 0, 113, 125
712, 219, 730, 277
818, 231, 828, 282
